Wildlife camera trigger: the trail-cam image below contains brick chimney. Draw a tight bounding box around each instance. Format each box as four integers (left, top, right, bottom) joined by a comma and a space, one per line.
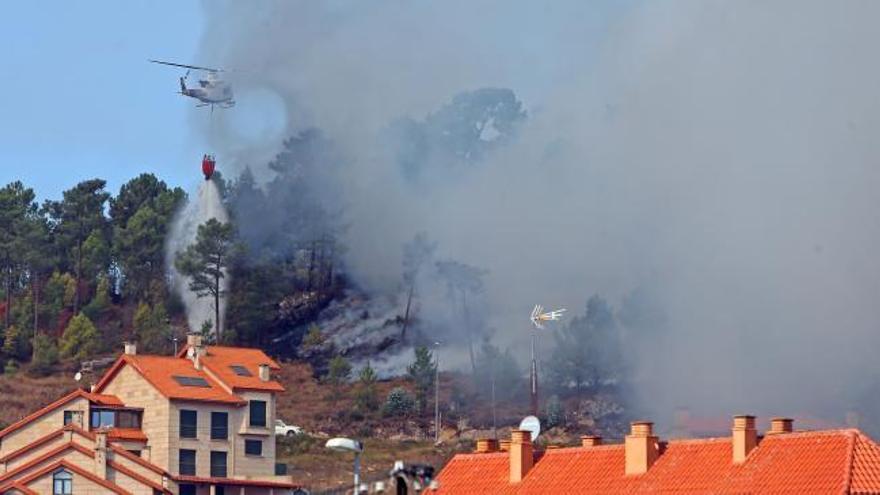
187, 333, 206, 370
95, 429, 108, 478
123, 342, 137, 356
186, 333, 203, 347
732, 415, 757, 463
258, 363, 270, 382
768, 417, 793, 434
509, 429, 534, 483
476, 438, 498, 453
625, 421, 659, 475
499, 439, 511, 452
581, 435, 603, 447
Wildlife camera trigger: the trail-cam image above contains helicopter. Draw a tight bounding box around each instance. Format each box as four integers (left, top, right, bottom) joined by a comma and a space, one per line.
149, 60, 235, 110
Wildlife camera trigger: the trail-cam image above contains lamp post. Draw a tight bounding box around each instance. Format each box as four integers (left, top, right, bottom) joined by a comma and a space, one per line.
432, 341, 442, 444
325, 437, 364, 494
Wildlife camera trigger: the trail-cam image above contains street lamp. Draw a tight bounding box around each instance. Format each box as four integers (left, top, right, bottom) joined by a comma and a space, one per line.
431, 341, 442, 444
325, 437, 364, 494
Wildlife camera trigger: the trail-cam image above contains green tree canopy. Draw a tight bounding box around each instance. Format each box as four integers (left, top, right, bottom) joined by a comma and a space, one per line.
60, 313, 100, 361
44, 179, 111, 313
547, 295, 623, 397
407, 346, 437, 416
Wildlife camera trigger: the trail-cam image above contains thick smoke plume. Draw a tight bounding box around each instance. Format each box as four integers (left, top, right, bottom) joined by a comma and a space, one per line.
195, 1, 880, 426
166, 180, 229, 335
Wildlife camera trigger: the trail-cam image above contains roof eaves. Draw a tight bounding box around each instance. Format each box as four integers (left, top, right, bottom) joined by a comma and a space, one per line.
0, 389, 88, 439
108, 459, 172, 494
0, 441, 94, 485
109, 444, 170, 477
14, 459, 132, 495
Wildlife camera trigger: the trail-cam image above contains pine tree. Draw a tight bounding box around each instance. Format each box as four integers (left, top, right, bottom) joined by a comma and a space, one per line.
60, 313, 100, 361
407, 346, 437, 416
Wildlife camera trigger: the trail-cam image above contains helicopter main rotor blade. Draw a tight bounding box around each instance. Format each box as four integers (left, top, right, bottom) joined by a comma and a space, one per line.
149, 59, 222, 72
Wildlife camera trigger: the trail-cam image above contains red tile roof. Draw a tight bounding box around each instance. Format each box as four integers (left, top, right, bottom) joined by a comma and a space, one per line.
435, 429, 880, 494
180, 345, 285, 393
107, 428, 149, 442
0, 389, 124, 439
94, 355, 245, 405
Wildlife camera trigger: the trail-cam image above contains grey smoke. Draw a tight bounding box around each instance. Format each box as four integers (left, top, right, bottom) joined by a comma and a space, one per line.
166, 180, 229, 336
195, 1, 880, 427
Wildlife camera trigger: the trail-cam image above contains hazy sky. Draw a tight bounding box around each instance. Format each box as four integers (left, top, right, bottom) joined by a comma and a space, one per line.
0, 0, 206, 200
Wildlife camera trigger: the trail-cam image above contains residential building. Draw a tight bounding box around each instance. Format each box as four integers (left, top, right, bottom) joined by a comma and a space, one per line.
434, 415, 880, 494
0, 336, 299, 495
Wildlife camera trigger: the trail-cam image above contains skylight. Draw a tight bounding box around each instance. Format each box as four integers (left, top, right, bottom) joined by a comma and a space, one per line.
173, 375, 210, 388
230, 365, 253, 377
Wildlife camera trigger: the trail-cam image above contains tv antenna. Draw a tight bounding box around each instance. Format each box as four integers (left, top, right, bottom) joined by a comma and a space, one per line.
528, 304, 565, 415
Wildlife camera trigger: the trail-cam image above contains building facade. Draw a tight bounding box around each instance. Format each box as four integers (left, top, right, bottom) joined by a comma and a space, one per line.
0, 336, 298, 495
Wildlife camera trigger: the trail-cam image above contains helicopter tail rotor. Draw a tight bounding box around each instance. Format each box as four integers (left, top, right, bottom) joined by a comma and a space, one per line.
179, 77, 187, 94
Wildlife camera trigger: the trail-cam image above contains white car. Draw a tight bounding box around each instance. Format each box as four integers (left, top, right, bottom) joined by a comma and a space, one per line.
275, 419, 303, 437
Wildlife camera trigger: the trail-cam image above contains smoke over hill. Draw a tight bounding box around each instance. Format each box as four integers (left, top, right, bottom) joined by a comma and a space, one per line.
194, 1, 880, 426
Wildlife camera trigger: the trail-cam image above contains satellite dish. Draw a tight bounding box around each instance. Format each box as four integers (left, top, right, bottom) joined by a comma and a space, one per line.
519, 415, 541, 442
74, 371, 83, 382
325, 437, 364, 453
186, 347, 195, 358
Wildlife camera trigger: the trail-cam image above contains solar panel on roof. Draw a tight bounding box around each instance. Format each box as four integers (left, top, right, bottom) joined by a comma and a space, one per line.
173, 375, 210, 387
230, 365, 252, 377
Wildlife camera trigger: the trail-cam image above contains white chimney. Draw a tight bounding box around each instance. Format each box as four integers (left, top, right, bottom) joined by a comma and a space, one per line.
123, 342, 137, 356
259, 364, 270, 382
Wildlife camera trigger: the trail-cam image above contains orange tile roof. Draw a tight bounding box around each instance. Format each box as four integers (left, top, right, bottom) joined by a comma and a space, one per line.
107, 428, 149, 442
435, 429, 880, 494
0, 389, 124, 439
181, 345, 285, 393
95, 355, 245, 405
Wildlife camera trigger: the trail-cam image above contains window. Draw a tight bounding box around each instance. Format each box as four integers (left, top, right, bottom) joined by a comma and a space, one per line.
63, 411, 75, 426
211, 412, 228, 440
179, 484, 196, 495
210, 450, 228, 477
178, 449, 196, 475
230, 365, 252, 377
173, 375, 210, 387
179, 410, 197, 438
116, 410, 142, 429
53, 469, 72, 495
245, 439, 263, 456
90, 409, 115, 428
127, 450, 142, 457
249, 400, 267, 427
216, 487, 225, 495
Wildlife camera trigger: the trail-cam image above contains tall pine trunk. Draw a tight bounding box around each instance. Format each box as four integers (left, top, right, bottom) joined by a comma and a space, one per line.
214, 272, 221, 343
4, 265, 11, 330
73, 242, 82, 314
462, 289, 476, 375
401, 284, 414, 340
31, 274, 40, 361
